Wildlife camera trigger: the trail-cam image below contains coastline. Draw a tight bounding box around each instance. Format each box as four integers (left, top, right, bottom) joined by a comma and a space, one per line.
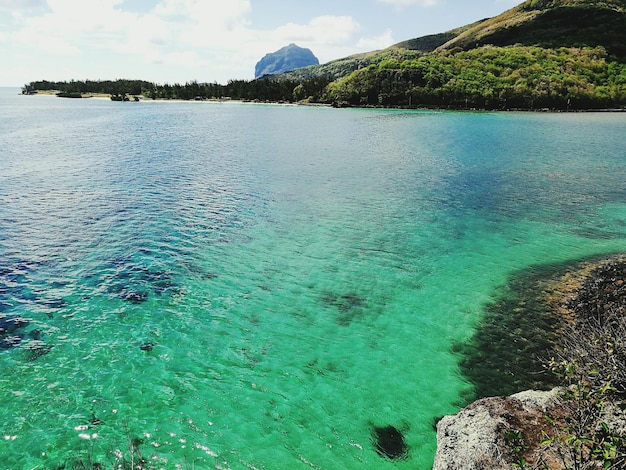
25, 90, 307, 106
22, 90, 626, 112
434, 253, 626, 469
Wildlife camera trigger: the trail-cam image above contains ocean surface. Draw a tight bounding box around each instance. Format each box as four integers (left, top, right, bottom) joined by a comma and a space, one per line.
1, 87, 625, 469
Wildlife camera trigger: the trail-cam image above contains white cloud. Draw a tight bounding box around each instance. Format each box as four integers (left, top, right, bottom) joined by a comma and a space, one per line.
356, 29, 395, 51
10, 0, 135, 49
271, 16, 360, 46
0, 0, 377, 85
153, 0, 251, 25
377, 0, 440, 7
0, 0, 48, 10
494, 0, 522, 6
158, 50, 208, 68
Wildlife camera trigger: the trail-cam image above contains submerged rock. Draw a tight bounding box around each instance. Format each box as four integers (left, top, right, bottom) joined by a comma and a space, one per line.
121, 290, 149, 304
24, 341, 54, 361
28, 329, 42, 340
41, 298, 66, 309
140, 342, 155, 352
0, 314, 33, 351
0, 314, 30, 335
320, 291, 367, 326
372, 425, 408, 461
0, 334, 23, 349
100, 259, 179, 302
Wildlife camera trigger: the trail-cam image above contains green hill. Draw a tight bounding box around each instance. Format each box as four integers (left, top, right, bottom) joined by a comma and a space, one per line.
302, 0, 626, 109
436, 0, 626, 57
286, 0, 626, 81
394, 22, 486, 52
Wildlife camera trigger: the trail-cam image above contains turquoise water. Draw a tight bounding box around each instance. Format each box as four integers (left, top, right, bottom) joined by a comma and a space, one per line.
1, 88, 626, 469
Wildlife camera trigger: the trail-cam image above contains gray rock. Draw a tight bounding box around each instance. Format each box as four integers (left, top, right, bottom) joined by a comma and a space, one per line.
511, 387, 562, 412
433, 388, 562, 470
254, 44, 319, 79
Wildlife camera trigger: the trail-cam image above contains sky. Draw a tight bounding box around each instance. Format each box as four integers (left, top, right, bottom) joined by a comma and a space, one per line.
0, 0, 522, 87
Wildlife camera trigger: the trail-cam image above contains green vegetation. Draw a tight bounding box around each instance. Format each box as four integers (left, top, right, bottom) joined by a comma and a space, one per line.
55, 92, 84, 99
22, 0, 626, 109
392, 23, 481, 53
541, 262, 626, 468
22, 79, 153, 97
294, 0, 626, 110
323, 45, 626, 109
439, 0, 626, 56
505, 429, 533, 469
25, 45, 626, 110
500, 258, 626, 469
22, 77, 333, 104
539, 375, 626, 469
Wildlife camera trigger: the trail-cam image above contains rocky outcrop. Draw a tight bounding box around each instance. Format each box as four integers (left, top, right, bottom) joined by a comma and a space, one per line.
433, 388, 564, 469
434, 255, 626, 469
254, 44, 319, 78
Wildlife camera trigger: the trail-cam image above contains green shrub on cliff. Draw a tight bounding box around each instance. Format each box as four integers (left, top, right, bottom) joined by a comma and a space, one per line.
323, 45, 626, 109
540, 259, 626, 469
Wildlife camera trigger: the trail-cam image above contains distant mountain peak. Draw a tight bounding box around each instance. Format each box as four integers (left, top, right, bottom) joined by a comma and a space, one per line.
255, 44, 319, 79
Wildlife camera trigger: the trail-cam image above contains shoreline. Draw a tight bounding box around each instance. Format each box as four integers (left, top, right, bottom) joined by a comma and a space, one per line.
26, 90, 305, 106
22, 90, 626, 112
435, 253, 626, 469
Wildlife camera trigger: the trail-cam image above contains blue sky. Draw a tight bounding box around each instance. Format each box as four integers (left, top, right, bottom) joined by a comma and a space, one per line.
0, 0, 521, 87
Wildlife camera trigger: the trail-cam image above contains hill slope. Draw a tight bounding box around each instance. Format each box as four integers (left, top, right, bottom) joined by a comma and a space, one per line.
437, 0, 626, 57
282, 0, 626, 109
282, 0, 626, 86
393, 21, 486, 52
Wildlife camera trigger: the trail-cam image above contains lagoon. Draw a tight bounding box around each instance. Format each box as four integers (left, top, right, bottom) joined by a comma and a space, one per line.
1, 88, 626, 469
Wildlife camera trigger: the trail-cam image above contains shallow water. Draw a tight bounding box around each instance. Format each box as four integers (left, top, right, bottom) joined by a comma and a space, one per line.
1, 88, 626, 469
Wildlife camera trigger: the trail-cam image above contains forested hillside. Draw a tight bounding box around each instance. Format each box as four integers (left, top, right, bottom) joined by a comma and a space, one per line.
322, 46, 626, 109
301, 0, 626, 109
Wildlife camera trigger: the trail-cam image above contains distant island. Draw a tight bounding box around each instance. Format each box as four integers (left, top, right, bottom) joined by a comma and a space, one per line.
22, 0, 626, 110
255, 43, 319, 79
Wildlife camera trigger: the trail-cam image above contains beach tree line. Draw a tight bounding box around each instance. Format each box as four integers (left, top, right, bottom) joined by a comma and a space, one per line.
22, 45, 626, 110
22, 76, 333, 103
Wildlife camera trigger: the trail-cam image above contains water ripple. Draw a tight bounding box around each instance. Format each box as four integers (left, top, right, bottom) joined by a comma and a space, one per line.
1, 92, 626, 469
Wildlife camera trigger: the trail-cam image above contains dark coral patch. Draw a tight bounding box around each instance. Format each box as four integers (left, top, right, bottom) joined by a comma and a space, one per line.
120, 289, 149, 304
97, 256, 179, 303
0, 334, 23, 349
320, 292, 367, 326
321, 292, 365, 312
0, 314, 31, 351
24, 342, 54, 362
140, 342, 155, 352
372, 425, 408, 460
0, 314, 29, 335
